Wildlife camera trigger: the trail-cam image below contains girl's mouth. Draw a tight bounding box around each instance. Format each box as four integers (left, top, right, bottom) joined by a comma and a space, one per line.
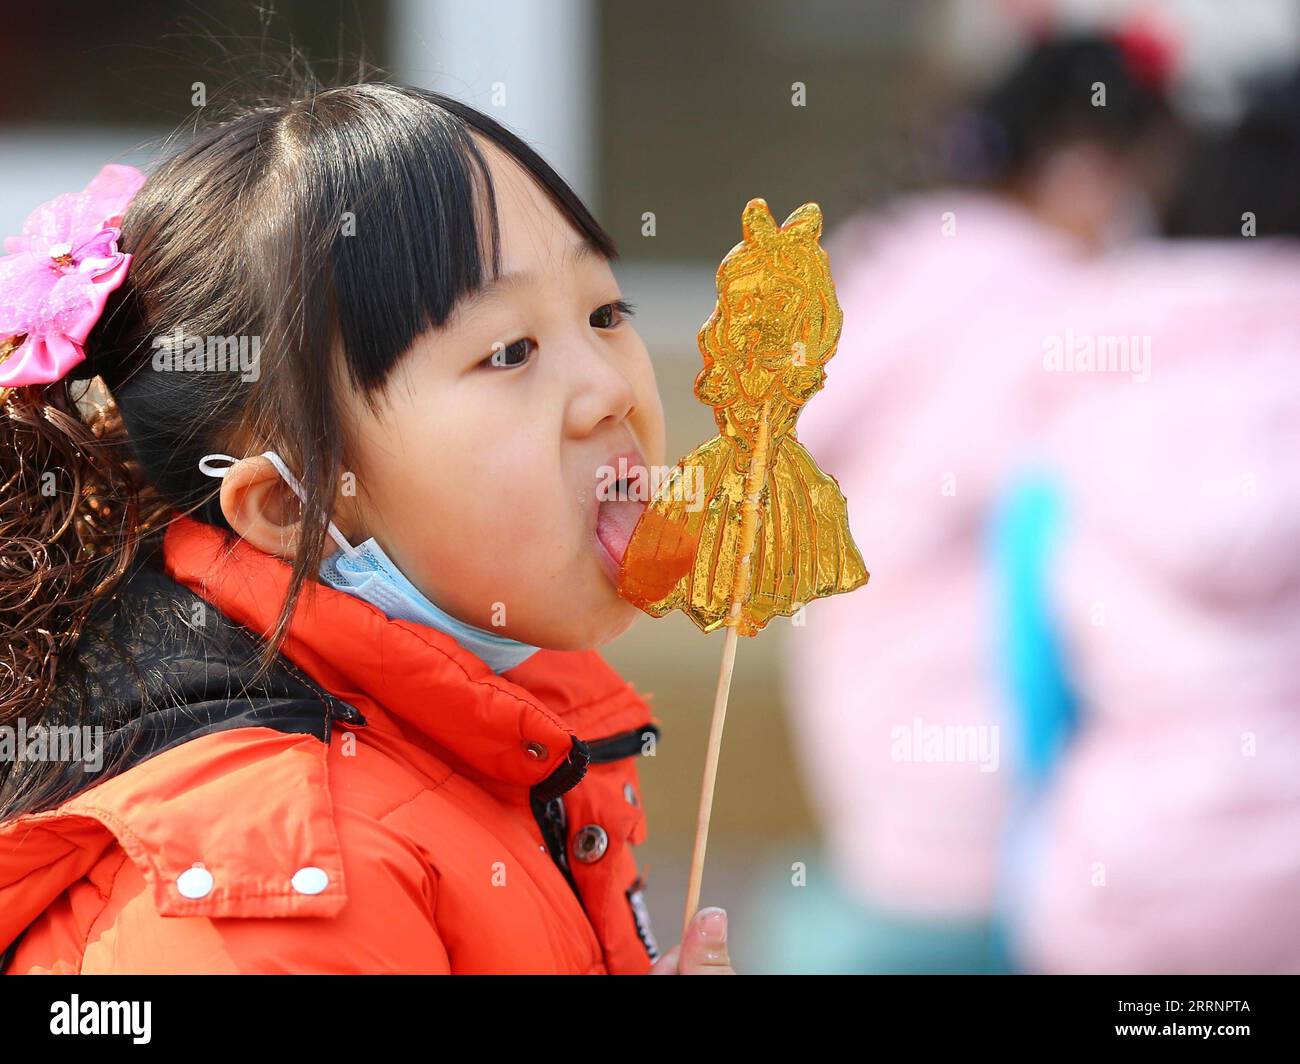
593, 454, 649, 584
595, 493, 645, 581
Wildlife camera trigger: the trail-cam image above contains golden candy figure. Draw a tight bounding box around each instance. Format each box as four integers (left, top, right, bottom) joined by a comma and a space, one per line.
618, 197, 869, 636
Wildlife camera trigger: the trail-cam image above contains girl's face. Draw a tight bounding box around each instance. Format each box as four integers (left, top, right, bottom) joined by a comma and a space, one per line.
334, 136, 666, 649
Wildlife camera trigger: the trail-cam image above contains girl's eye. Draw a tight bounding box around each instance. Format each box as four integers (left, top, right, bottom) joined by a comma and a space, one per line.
591, 299, 636, 330
482, 337, 534, 369
479, 300, 634, 369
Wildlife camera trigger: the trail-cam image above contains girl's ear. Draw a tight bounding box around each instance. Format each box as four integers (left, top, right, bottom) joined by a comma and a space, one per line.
219, 455, 310, 560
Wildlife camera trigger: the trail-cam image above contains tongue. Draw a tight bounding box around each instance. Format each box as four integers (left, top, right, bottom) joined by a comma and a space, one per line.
596, 499, 646, 565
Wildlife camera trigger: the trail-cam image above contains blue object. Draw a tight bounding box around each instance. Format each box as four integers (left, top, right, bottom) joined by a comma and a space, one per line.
318, 534, 541, 674
988, 475, 1079, 789
199, 449, 541, 674
746, 846, 1018, 974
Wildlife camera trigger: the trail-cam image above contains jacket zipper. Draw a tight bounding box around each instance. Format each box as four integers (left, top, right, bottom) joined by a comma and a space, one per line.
529, 736, 589, 903
526, 724, 658, 906
274, 654, 368, 731
532, 792, 582, 901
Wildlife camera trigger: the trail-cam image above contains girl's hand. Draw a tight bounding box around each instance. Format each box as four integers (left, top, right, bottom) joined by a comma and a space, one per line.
648, 907, 734, 974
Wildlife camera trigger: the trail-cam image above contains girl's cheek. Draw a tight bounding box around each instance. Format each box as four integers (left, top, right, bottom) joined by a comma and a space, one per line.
638, 388, 667, 468
623, 355, 665, 464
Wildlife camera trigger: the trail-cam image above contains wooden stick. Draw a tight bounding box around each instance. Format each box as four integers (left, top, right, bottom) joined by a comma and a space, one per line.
681, 402, 771, 946
681, 622, 740, 943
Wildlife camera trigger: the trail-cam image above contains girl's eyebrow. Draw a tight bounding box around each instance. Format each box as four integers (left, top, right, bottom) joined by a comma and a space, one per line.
460, 238, 605, 313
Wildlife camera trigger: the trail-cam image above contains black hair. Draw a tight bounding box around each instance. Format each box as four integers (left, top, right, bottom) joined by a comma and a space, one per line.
96, 82, 617, 529
944, 33, 1175, 186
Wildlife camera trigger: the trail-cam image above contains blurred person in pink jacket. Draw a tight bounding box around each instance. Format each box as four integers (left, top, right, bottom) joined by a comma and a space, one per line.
994, 69, 1300, 973
757, 31, 1181, 973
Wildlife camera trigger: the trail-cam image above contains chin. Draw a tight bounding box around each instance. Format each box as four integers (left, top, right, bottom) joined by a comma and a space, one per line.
515, 603, 633, 653
595, 589, 648, 643
591, 600, 640, 646
551, 598, 641, 651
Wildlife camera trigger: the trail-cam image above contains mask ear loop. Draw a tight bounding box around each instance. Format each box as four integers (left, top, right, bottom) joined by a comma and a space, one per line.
198, 452, 361, 561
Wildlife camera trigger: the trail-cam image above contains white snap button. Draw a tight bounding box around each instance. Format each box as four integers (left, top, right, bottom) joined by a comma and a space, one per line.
624, 782, 639, 806
291, 866, 330, 895
176, 863, 214, 899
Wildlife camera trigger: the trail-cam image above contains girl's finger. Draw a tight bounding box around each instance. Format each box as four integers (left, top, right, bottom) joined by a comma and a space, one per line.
677, 907, 734, 974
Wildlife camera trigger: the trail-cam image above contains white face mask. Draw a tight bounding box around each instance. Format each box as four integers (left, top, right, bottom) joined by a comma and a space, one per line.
199, 451, 540, 674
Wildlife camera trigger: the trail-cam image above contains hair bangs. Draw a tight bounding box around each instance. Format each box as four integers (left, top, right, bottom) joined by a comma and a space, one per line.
316, 85, 617, 403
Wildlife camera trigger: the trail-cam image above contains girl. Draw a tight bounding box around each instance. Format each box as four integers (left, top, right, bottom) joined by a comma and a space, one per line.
0, 80, 733, 974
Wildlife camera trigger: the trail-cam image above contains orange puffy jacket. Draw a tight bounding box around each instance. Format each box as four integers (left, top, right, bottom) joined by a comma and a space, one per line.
0, 515, 662, 973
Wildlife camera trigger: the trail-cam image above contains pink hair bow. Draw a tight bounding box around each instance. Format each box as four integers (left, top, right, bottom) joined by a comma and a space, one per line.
0, 163, 147, 388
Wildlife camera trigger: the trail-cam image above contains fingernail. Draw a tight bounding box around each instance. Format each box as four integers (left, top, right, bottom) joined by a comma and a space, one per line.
698, 906, 727, 945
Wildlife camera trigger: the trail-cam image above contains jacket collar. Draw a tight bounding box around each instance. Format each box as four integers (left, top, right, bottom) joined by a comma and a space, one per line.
160, 514, 654, 792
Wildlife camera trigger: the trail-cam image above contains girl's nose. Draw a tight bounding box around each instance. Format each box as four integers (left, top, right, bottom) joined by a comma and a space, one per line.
564, 334, 638, 437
